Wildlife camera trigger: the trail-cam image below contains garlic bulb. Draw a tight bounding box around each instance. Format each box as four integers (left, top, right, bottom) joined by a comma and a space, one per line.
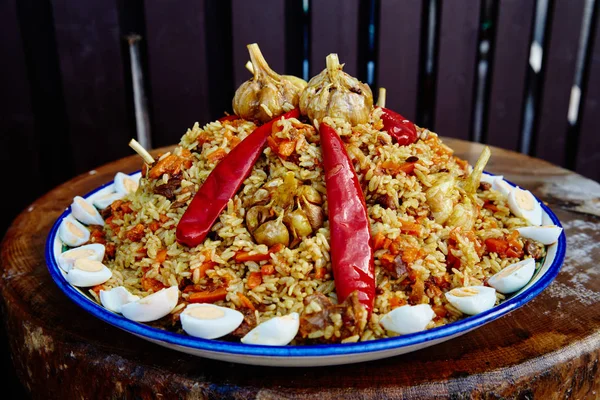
233, 43, 307, 123
299, 53, 373, 126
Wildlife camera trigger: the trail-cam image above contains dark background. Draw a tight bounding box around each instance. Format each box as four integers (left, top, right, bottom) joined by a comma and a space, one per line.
1, 0, 599, 398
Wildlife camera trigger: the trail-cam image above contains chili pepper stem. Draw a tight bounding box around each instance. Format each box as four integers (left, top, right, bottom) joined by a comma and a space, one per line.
128, 138, 154, 164
376, 88, 387, 108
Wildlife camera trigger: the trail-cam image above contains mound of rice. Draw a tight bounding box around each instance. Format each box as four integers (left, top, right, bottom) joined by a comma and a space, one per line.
88, 107, 545, 344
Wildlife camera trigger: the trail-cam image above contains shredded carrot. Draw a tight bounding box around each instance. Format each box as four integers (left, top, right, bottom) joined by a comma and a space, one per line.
380, 253, 396, 265
380, 160, 417, 175
261, 264, 275, 276
149, 154, 181, 179
235, 243, 285, 263
389, 297, 407, 309
207, 148, 227, 163
188, 287, 228, 303
199, 261, 216, 278
401, 247, 423, 264
141, 277, 166, 293
314, 267, 326, 279
372, 232, 386, 250
483, 201, 501, 212
247, 272, 263, 289
237, 292, 256, 311
91, 284, 105, 294
155, 249, 168, 263
383, 238, 393, 250
235, 252, 271, 263
432, 305, 448, 318
278, 139, 296, 157
149, 221, 160, 232
400, 221, 422, 236
485, 238, 509, 255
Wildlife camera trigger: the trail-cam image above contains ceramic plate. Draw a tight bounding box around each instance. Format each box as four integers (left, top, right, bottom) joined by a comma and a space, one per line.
45, 171, 566, 367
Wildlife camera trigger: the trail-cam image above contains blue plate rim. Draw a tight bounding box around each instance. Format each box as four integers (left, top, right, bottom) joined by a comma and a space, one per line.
45, 171, 567, 358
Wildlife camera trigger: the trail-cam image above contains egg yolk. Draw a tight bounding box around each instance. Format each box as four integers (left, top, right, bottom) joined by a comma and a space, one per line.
187, 306, 226, 320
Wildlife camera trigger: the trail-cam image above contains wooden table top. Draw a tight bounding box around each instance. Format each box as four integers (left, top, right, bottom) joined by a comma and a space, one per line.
1, 138, 599, 399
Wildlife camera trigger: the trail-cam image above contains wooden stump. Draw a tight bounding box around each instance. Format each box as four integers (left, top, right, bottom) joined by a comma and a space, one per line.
1, 139, 599, 399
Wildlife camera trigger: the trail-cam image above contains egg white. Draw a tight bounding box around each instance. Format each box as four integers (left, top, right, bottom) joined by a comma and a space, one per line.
58, 216, 91, 247
180, 304, 244, 339
508, 187, 542, 226
121, 286, 179, 322
71, 196, 104, 226
66, 259, 112, 287
100, 286, 140, 313
241, 313, 299, 346
92, 191, 125, 210
114, 172, 139, 195
487, 258, 536, 294
445, 286, 496, 315
58, 243, 105, 272
492, 178, 513, 197
380, 304, 435, 335
516, 225, 562, 245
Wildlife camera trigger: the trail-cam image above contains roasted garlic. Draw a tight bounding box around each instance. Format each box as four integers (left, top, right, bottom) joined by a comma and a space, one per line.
299, 53, 373, 126
233, 43, 307, 123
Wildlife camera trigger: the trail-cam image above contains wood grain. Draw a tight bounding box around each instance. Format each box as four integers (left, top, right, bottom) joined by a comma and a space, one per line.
144, 0, 211, 148
231, 0, 286, 88
1, 139, 599, 399
377, 0, 423, 121
576, 7, 600, 183
434, 0, 481, 140
485, 0, 536, 151
51, 0, 133, 173
533, 0, 586, 167
310, 0, 360, 77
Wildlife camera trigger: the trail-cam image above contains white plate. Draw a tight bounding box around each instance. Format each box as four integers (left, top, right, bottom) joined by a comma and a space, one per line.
45, 172, 566, 367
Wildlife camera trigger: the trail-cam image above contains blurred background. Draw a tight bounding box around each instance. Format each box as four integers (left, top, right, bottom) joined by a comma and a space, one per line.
1, 0, 599, 397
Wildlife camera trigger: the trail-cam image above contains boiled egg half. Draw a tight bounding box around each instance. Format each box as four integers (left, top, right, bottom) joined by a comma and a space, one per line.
492, 178, 514, 198
121, 286, 179, 322
241, 313, 299, 345
380, 304, 435, 335
445, 286, 496, 315
114, 172, 139, 195
92, 191, 124, 210
508, 187, 542, 226
180, 304, 244, 339
71, 196, 104, 226
58, 243, 105, 272
99, 286, 140, 313
58, 216, 90, 247
487, 258, 536, 294
66, 259, 112, 287
516, 225, 563, 245
480, 174, 502, 186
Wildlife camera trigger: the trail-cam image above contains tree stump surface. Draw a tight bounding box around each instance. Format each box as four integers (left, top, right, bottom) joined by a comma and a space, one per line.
1, 138, 599, 399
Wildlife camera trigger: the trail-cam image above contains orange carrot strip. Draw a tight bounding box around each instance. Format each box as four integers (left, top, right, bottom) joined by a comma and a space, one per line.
237, 292, 256, 311
155, 249, 168, 263
261, 264, 275, 276
188, 287, 228, 303
247, 272, 262, 289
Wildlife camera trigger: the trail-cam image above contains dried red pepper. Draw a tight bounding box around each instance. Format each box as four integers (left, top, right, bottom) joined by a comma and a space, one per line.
319, 122, 375, 314
176, 109, 300, 247
378, 107, 418, 146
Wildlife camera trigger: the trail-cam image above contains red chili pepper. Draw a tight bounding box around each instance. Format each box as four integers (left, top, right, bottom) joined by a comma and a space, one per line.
378, 107, 418, 146
176, 109, 300, 247
319, 122, 375, 314
218, 114, 239, 122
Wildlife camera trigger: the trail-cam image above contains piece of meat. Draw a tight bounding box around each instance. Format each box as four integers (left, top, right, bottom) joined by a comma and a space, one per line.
230, 308, 257, 338
524, 240, 544, 260
153, 177, 182, 200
